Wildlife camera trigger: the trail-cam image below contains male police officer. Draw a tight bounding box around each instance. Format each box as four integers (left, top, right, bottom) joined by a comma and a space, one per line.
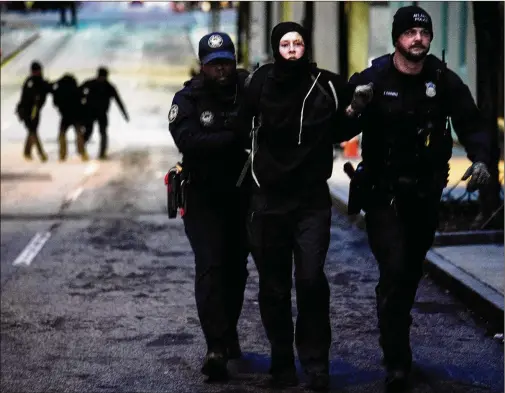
345, 6, 491, 392
80, 67, 129, 160
16, 61, 52, 162
168, 32, 250, 381
52, 73, 88, 161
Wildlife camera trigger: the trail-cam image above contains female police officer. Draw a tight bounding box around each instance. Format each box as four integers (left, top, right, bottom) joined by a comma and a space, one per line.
239, 22, 354, 391
345, 6, 491, 392
168, 32, 250, 381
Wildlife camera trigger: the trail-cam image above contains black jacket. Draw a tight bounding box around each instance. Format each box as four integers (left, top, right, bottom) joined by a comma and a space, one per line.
16, 75, 52, 120
346, 54, 491, 182
79, 78, 128, 120
52, 75, 81, 118
240, 64, 353, 193
168, 70, 250, 190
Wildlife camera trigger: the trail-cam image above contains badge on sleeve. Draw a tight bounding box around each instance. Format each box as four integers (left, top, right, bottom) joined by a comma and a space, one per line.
425, 82, 436, 98
200, 111, 214, 126
168, 104, 179, 123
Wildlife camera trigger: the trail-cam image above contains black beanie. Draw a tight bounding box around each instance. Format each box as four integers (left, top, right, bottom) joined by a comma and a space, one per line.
392, 5, 433, 45
271, 21, 310, 61
30, 61, 42, 72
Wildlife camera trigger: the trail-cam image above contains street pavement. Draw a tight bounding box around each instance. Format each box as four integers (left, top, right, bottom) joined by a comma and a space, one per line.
1, 4, 503, 393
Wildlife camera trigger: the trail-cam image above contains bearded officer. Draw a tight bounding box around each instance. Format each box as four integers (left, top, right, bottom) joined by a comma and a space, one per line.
344, 5, 491, 392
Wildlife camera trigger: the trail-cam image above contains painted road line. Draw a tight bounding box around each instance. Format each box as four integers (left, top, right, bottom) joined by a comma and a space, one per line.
66, 187, 83, 203
84, 162, 100, 176
12, 231, 52, 266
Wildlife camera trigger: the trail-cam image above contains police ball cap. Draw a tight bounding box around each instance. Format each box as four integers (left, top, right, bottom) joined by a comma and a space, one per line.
392, 5, 433, 45
198, 32, 236, 65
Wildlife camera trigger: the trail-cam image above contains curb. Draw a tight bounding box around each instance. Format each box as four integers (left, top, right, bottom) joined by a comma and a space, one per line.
328, 184, 505, 331
1, 32, 40, 67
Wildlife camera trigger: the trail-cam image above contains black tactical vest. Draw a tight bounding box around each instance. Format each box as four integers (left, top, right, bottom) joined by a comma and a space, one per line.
361, 54, 452, 188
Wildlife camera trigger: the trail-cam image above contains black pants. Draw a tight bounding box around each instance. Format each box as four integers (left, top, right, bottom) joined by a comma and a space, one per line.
364, 191, 441, 370
59, 115, 85, 160
83, 114, 108, 158
247, 184, 332, 374
23, 116, 46, 159
182, 185, 249, 354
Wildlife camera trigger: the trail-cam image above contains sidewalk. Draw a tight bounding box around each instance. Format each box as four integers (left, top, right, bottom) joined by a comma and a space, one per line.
327, 146, 504, 329
0, 16, 40, 65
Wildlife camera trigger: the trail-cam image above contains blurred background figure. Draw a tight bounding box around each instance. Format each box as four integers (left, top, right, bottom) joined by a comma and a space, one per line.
52, 73, 88, 161
58, 1, 78, 27
15, 61, 51, 162
80, 67, 129, 160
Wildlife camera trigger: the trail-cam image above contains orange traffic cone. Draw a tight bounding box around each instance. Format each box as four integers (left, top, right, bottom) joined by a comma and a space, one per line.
342, 137, 360, 159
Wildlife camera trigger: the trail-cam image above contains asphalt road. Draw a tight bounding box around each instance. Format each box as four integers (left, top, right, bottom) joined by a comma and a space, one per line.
1, 4, 503, 393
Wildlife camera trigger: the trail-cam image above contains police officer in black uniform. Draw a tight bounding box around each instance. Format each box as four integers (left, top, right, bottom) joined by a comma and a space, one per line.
345, 6, 491, 391
80, 67, 129, 160
16, 61, 52, 162
168, 32, 250, 381
52, 73, 88, 161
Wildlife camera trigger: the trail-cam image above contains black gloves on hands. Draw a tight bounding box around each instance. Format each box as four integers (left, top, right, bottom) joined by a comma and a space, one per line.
462, 162, 491, 192
350, 83, 374, 114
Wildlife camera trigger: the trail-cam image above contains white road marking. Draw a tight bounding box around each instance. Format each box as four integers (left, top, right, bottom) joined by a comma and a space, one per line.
84, 162, 99, 176
66, 186, 83, 203
12, 232, 52, 266
2, 122, 11, 130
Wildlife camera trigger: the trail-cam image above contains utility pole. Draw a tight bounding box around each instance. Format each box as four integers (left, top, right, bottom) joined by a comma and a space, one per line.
210, 1, 220, 32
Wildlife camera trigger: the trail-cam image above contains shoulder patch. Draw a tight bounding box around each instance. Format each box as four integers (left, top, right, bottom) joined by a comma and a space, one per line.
168, 104, 179, 123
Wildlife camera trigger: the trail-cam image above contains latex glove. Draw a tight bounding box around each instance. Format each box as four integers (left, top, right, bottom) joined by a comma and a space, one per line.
350, 83, 374, 113
461, 162, 491, 192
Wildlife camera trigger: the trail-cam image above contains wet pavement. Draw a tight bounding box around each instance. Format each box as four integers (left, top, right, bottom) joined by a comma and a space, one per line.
1, 3, 503, 393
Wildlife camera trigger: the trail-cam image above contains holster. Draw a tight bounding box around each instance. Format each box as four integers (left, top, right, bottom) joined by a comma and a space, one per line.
344, 161, 368, 215
165, 162, 187, 219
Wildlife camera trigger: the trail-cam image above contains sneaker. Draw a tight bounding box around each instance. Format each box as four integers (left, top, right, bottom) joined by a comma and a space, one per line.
201, 351, 228, 381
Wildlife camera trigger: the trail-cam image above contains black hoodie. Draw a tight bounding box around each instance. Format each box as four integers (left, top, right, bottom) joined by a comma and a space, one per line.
241, 22, 353, 194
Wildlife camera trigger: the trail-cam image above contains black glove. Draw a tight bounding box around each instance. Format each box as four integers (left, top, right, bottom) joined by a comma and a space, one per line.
461, 162, 491, 192
350, 83, 374, 113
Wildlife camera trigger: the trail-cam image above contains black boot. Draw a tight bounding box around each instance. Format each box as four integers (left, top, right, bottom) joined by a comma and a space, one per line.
269, 352, 298, 389
385, 368, 409, 392
270, 367, 298, 389
307, 372, 329, 391
226, 333, 242, 360
201, 351, 228, 381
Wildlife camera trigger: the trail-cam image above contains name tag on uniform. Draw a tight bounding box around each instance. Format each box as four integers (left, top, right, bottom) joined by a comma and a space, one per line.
384, 91, 399, 97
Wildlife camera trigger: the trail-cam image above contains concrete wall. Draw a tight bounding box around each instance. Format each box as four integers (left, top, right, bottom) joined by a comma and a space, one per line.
313, 2, 339, 72
249, 2, 267, 65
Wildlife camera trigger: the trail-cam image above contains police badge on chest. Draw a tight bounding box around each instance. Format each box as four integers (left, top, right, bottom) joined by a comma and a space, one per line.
200, 111, 214, 126
425, 82, 436, 98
